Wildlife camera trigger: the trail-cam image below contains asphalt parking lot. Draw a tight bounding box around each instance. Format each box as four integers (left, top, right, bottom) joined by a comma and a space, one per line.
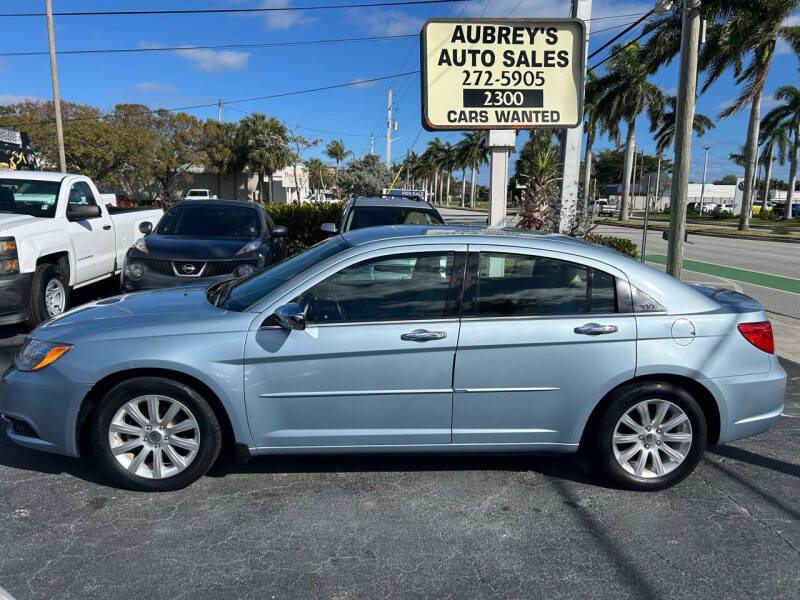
1, 312, 798, 598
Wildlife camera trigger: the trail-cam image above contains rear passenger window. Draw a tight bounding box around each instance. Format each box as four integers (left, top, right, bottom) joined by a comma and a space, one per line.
471, 253, 616, 316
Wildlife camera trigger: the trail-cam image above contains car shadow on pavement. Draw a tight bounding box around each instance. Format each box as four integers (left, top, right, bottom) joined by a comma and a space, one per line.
707, 445, 800, 478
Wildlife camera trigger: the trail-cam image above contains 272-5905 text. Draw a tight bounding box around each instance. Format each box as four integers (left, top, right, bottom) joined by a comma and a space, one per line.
461, 70, 546, 87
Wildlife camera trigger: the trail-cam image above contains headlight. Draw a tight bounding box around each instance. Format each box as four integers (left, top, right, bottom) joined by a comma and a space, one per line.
234, 264, 255, 278
0, 258, 19, 274
14, 339, 72, 372
126, 262, 144, 280
0, 238, 16, 254
134, 238, 148, 253
235, 240, 261, 256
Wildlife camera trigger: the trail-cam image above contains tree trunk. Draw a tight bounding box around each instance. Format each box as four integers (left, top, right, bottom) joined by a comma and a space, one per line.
619, 121, 636, 221
470, 165, 477, 207
445, 170, 451, 205
762, 142, 773, 210
266, 173, 273, 204
217, 171, 222, 198
258, 170, 265, 203
433, 171, 439, 204
461, 168, 466, 207
787, 127, 799, 218
739, 79, 766, 231
293, 163, 302, 203
232, 171, 237, 200
581, 132, 593, 219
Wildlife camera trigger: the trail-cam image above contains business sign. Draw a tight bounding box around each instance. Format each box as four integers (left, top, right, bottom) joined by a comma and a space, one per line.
420, 18, 586, 130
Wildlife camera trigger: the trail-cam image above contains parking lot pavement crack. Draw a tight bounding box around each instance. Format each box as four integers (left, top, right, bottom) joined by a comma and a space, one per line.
698, 463, 800, 558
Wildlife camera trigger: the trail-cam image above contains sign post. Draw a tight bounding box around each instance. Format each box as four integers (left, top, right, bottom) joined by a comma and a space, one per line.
420, 18, 586, 228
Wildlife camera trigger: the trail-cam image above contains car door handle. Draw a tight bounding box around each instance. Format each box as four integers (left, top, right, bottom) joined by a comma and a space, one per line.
574, 323, 618, 336
102, 224, 111, 230
401, 329, 447, 342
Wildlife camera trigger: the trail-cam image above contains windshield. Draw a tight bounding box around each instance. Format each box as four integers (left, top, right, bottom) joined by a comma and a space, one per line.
223, 236, 350, 312
157, 204, 261, 237
0, 178, 61, 218
345, 206, 443, 231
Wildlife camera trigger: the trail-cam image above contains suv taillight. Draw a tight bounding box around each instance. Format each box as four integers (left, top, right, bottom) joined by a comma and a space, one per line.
737, 321, 774, 354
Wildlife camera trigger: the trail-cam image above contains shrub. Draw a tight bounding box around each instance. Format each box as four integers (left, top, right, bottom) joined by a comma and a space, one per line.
758, 208, 777, 220
583, 233, 639, 259
263, 201, 343, 255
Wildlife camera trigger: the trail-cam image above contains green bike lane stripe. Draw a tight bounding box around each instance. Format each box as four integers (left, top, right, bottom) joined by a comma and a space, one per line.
644, 254, 800, 294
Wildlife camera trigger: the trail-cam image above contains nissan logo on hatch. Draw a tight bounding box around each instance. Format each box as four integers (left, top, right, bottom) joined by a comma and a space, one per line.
181, 264, 196, 274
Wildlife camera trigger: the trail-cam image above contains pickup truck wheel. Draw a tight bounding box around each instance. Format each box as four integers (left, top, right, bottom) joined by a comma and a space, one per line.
91, 377, 222, 492
26, 261, 70, 327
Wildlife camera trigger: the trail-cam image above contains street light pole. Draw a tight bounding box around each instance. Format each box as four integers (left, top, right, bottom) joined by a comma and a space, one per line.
45, 0, 66, 172
699, 146, 710, 214
666, 0, 701, 279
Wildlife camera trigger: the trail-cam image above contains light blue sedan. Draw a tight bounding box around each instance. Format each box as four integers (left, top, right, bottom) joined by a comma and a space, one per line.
0, 226, 786, 491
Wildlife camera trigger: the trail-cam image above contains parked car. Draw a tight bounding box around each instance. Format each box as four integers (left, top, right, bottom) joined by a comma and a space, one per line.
772, 201, 800, 218
751, 202, 773, 216
700, 203, 719, 214
0, 172, 163, 326
184, 189, 216, 200
589, 198, 616, 216
122, 199, 287, 291
321, 196, 444, 234
717, 204, 734, 215
1, 226, 786, 492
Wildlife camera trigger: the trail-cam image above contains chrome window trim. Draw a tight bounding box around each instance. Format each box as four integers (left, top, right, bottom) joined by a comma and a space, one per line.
454, 387, 560, 393
260, 388, 453, 398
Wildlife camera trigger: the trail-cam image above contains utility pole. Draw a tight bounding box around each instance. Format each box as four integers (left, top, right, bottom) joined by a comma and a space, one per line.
666, 0, 701, 279
558, 0, 592, 233
654, 155, 662, 210
638, 149, 645, 211
385, 87, 393, 167
699, 146, 710, 214
217, 99, 222, 122
370, 133, 374, 155
487, 130, 516, 228
45, 0, 66, 172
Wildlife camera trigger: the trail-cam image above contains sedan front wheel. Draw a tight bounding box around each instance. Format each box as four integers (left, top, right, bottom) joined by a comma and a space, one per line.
92, 377, 222, 491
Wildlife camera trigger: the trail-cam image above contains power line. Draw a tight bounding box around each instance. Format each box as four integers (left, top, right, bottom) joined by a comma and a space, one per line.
588, 29, 650, 71
4, 71, 419, 128
0, 1, 466, 18
587, 10, 653, 59
0, 34, 416, 57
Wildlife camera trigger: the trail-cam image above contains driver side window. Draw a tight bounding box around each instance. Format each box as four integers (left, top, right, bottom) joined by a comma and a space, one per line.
68, 181, 98, 208
295, 251, 456, 324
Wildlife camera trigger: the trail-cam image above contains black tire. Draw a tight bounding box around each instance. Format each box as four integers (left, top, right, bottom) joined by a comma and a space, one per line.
91, 377, 222, 492
26, 260, 70, 328
591, 382, 707, 491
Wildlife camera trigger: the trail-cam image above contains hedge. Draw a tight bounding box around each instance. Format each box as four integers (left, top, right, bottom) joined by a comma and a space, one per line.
583, 233, 639, 259
263, 201, 343, 255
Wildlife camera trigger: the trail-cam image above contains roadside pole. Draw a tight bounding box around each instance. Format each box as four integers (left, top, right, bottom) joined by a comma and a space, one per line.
558, 0, 592, 233
217, 99, 222, 122
385, 87, 393, 167
666, 0, 701, 279
641, 173, 652, 262
654, 155, 661, 209
699, 146, 709, 214
487, 130, 516, 228
45, 0, 66, 173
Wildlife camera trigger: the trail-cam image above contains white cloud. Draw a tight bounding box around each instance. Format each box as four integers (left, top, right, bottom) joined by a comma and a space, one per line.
0, 94, 42, 104
349, 78, 378, 89
132, 82, 176, 93
260, 0, 313, 31
462, 0, 650, 19
138, 41, 250, 72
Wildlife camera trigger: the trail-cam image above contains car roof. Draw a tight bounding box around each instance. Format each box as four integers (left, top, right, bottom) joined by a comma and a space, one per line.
351, 196, 435, 209
0, 170, 68, 182
173, 199, 261, 209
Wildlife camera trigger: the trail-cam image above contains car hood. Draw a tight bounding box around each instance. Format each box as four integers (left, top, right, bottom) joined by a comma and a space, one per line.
137, 235, 257, 260
0, 212, 58, 235
33, 286, 257, 342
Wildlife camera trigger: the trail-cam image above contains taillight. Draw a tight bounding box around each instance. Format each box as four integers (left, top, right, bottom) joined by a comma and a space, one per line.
738, 321, 774, 354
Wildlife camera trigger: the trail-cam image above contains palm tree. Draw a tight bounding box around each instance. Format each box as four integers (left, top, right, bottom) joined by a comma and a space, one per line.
580, 69, 601, 218
761, 85, 800, 217
323, 139, 352, 185
758, 121, 789, 210
304, 157, 330, 199
593, 42, 665, 221
644, 1, 800, 230
422, 137, 447, 204
459, 131, 488, 207
238, 113, 290, 203
199, 120, 238, 197
514, 131, 561, 231
442, 141, 456, 205
454, 138, 470, 207
651, 96, 714, 156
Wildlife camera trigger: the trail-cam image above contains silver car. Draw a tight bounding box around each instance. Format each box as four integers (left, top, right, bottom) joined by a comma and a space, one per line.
0, 226, 786, 492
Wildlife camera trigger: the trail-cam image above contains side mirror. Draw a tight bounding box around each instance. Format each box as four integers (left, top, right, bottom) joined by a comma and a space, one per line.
271, 224, 288, 238
66, 204, 102, 221
139, 221, 153, 235
274, 303, 306, 331
320, 222, 338, 234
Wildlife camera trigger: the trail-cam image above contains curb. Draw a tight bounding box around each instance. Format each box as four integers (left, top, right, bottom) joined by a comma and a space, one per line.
597, 221, 800, 244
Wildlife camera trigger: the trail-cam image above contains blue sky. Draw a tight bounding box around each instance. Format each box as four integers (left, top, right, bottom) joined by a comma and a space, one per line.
2, 0, 799, 186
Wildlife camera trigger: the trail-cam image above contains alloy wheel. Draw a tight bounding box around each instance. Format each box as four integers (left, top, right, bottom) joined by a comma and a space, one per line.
44, 278, 66, 317
108, 395, 201, 480
612, 399, 693, 479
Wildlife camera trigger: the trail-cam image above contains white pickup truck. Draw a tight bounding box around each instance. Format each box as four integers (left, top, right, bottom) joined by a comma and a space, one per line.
0, 171, 163, 326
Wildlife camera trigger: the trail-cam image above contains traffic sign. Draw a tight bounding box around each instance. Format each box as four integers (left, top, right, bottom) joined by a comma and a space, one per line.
420, 18, 586, 131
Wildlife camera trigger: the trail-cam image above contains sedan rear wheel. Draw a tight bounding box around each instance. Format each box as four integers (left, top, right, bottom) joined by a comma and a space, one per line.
92, 377, 221, 491
593, 382, 707, 491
